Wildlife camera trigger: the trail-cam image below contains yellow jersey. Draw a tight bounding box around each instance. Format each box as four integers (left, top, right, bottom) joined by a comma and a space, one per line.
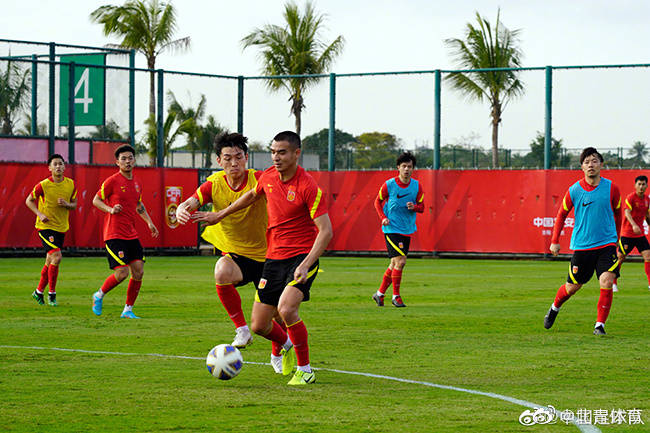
196, 169, 267, 261
31, 176, 77, 233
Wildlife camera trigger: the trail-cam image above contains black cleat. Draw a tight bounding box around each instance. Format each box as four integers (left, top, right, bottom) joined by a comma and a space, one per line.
391, 296, 406, 308
372, 293, 384, 307
48, 292, 57, 307
544, 306, 558, 329
32, 290, 44, 305
593, 324, 606, 335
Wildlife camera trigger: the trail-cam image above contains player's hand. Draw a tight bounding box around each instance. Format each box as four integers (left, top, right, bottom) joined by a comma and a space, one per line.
191, 211, 222, 226
549, 243, 561, 256
149, 222, 159, 238
406, 202, 415, 210
176, 205, 192, 225
111, 204, 123, 214
57, 198, 69, 208
633, 224, 642, 235
38, 213, 49, 223
293, 262, 310, 284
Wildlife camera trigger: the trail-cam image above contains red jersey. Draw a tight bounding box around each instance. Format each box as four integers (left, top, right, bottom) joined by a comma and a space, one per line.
255, 165, 328, 260
96, 172, 143, 241
621, 191, 649, 238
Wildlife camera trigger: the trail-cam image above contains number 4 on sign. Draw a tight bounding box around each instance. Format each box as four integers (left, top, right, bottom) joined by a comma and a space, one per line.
74, 68, 93, 113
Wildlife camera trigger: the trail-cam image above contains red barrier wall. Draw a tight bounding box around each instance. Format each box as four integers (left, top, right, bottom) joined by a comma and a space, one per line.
0, 163, 198, 248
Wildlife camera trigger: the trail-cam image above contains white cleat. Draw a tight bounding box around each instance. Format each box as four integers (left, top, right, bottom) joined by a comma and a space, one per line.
612, 283, 618, 293
231, 327, 253, 348
270, 355, 283, 374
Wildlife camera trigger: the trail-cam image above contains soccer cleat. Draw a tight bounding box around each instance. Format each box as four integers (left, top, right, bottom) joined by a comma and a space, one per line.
231, 327, 253, 348
612, 283, 618, 293
391, 296, 406, 308
48, 293, 57, 307
270, 355, 283, 374
544, 306, 559, 329
32, 290, 44, 305
92, 292, 103, 316
287, 369, 316, 386
120, 311, 140, 319
280, 346, 296, 376
593, 324, 606, 335
372, 293, 384, 307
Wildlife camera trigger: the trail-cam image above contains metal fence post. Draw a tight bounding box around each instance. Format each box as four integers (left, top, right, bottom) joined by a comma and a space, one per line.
434, 69, 441, 170
129, 49, 135, 145
68, 62, 75, 163
157, 69, 164, 167
328, 73, 336, 171
48, 42, 55, 157
31, 54, 38, 135
544, 66, 553, 170
237, 76, 244, 134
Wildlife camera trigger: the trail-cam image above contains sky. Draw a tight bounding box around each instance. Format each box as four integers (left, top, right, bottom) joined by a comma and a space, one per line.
2, 0, 650, 153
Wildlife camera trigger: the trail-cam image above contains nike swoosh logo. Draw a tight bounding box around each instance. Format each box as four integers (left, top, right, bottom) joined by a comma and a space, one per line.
397, 193, 408, 199
582, 201, 593, 207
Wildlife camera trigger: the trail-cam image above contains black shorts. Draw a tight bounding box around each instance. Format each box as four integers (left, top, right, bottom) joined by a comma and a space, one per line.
618, 236, 650, 256
223, 252, 265, 288
384, 233, 411, 258
105, 239, 145, 269
38, 230, 65, 253
256, 254, 319, 306
567, 245, 620, 285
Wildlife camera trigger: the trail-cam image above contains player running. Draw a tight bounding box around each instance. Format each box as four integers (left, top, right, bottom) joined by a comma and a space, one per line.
91, 145, 159, 319
25, 154, 77, 306
197, 131, 333, 386
613, 175, 650, 292
372, 151, 424, 308
543, 147, 621, 335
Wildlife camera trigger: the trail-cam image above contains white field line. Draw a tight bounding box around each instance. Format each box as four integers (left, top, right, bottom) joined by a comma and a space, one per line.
0, 345, 600, 433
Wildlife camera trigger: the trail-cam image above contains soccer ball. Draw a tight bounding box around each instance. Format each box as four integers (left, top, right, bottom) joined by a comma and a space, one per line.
206, 344, 243, 380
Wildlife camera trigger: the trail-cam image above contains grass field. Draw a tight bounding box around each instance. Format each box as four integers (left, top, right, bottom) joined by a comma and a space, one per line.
1, 256, 649, 432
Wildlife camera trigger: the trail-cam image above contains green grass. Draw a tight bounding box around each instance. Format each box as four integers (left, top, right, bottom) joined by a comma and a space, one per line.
0, 256, 648, 432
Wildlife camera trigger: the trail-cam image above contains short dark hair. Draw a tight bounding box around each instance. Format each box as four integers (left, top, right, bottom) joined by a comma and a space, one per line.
215, 132, 248, 156
47, 154, 65, 165
115, 144, 136, 159
273, 131, 301, 149
579, 147, 603, 164
635, 175, 648, 184
397, 151, 416, 167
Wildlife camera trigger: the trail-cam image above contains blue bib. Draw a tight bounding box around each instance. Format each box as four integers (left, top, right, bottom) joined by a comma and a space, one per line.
569, 178, 617, 250
382, 178, 419, 235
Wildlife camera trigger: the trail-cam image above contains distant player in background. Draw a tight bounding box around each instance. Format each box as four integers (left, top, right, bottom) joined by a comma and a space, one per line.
198, 131, 333, 386
544, 147, 621, 335
91, 145, 159, 319
176, 132, 287, 374
372, 151, 424, 308
25, 154, 77, 306
613, 175, 650, 292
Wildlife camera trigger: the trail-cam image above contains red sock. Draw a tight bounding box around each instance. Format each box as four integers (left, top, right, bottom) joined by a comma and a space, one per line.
101, 274, 121, 294
36, 264, 49, 293
125, 278, 142, 306
261, 319, 289, 346
553, 284, 572, 308
392, 269, 403, 296
287, 320, 310, 367
644, 262, 650, 286
216, 284, 246, 328
378, 268, 392, 295
271, 320, 287, 356
596, 287, 613, 323
47, 264, 59, 293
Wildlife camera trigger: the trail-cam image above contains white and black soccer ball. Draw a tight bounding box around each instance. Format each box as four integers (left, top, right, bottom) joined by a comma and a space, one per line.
206, 344, 243, 380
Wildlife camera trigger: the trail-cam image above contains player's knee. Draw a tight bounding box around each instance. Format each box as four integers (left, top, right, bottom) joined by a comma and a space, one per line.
250, 318, 270, 336
115, 267, 130, 282
50, 252, 62, 265
132, 269, 144, 280
277, 306, 298, 325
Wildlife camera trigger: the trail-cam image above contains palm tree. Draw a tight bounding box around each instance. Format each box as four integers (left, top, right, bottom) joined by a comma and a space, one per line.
141, 111, 184, 165
241, 1, 344, 138
168, 91, 206, 167
89, 119, 125, 140
0, 59, 31, 135
445, 9, 524, 168
197, 115, 226, 168
90, 0, 190, 119
628, 140, 649, 166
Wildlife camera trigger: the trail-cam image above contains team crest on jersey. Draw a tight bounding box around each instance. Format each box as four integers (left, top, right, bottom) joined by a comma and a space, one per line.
258, 278, 267, 289
120, 186, 126, 192
49, 236, 54, 242
287, 186, 296, 202
572, 265, 579, 275
118, 251, 125, 259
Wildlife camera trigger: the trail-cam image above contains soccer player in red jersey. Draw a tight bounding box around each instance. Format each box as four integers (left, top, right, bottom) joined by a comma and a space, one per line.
613, 175, 650, 292
25, 154, 77, 306
197, 131, 333, 385
91, 145, 159, 319
372, 151, 424, 308
543, 147, 621, 335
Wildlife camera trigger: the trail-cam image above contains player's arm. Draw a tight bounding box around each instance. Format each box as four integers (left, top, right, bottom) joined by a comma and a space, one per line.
92, 194, 122, 214
57, 197, 77, 210
624, 207, 641, 234
177, 181, 214, 225
191, 189, 261, 226
374, 183, 389, 226
407, 184, 425, 213
25, 184, 49, 223
137, 200, 159, 238
293, 213, 333, 283
549, 189, 574, 256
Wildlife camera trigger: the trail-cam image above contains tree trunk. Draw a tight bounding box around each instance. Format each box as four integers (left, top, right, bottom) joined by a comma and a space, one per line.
491, 100, 502, 168
148, 56, 157, 166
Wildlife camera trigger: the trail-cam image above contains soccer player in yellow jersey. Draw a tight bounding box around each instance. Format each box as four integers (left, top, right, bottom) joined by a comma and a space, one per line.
25, 154, 77, 306
177, 133, 291, 373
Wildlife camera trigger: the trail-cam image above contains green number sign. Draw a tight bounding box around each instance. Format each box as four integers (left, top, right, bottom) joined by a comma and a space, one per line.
59, 54, 106, 126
